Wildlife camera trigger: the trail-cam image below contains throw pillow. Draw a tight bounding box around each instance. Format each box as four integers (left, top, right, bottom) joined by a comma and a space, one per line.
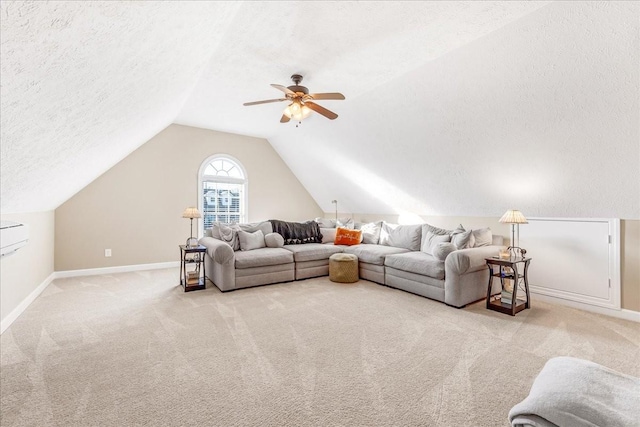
212, 222, 241, 250
334, 227, 363, 246
264, 232, 285, 248
238, 229, 266, 251
432, 242, 457, 261
380, 223, 422, 251
356, 221, 383, 244
451, 229, 474, 249
472, 227, 493, 247
320, 227, 337, 244
421, 231, 451, 255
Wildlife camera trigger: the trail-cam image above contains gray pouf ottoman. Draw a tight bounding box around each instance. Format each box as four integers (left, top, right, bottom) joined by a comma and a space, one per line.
329, 253, 359, 283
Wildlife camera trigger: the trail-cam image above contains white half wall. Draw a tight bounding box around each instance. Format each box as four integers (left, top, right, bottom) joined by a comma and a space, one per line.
0, 211, 55, 332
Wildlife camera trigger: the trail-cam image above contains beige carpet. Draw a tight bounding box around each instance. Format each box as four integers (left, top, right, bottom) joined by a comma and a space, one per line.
1, 269, 639, 427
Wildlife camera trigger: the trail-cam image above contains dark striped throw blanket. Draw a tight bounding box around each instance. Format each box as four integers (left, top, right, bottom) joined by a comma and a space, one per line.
269, 220, 322, 245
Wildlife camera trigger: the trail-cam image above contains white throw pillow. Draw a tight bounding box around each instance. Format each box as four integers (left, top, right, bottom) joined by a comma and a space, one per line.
238, 229, 266, 251
380, 223, 422, 251
264, 232, 285, 248
320, 228, 337, 244
432, 242, 457, 261
472, 227, 493, 247
356, 221, 383, 245
421, 231, 451, 255
212, 222, 241, 250
451, 229, 474, 249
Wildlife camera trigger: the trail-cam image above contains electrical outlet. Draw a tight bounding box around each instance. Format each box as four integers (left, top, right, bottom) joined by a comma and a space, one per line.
105, 249, 112, 257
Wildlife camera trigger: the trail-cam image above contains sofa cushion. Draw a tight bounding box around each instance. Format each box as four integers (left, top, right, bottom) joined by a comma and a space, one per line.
384, 252, 445, 280
315, 217, 355, 229
379, 223, 422, 251
283, 243, 344, 262
472, 227, 493, 247
234, 247, 294, 269
344, 244, 409, 265
270, 220, 322, 244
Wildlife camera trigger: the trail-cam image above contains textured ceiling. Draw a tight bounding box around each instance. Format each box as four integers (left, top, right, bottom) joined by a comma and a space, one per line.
2, 1, 638, 220
0, 1, 241, 213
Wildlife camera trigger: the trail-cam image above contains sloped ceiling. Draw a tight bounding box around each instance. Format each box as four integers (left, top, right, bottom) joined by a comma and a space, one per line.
2, 1, 639, 219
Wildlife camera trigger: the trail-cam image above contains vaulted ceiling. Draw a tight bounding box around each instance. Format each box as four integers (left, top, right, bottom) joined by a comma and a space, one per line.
2, 1, 638, 218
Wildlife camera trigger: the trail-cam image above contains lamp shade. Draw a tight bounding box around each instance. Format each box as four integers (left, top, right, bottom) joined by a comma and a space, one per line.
182, 207, 201, 219
499, 209, 528, 224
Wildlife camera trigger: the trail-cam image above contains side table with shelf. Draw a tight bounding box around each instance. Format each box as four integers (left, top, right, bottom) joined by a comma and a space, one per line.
485, 257, 531, 316
179, 244, 207, 292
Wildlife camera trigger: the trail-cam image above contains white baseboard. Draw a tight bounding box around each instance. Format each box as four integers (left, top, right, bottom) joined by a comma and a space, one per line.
1, 272, 55, 334
54, 261, 180, 278
532, 293, 640, 323
1, 261, 180, 334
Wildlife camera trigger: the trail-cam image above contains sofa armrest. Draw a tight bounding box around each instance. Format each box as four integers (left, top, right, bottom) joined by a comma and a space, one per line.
445, 245, 504, 276
199, 236, 235, 265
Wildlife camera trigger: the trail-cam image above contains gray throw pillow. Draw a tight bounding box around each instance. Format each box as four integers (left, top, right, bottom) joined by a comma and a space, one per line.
472, 227, 493, 247
212, 222, 241, 251
421, 231, 451, 255
238, 230, 266, 251
451, 229, 474, 249
264, 232, 285, 248
433, 242, 457, 261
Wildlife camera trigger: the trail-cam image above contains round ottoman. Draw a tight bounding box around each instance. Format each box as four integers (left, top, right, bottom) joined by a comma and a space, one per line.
329, 253, 359, 283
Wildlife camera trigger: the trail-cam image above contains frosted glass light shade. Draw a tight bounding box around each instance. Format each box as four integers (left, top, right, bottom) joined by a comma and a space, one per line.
283, 101, 312, 120
182, 207, 201, 219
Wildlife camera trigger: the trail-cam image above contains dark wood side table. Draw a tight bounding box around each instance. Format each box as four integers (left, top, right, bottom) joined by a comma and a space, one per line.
179, 244, 206, 292
485, 257, 531, 316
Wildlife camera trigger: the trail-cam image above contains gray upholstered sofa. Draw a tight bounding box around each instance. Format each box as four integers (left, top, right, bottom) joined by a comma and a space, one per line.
199, 220, 504, 308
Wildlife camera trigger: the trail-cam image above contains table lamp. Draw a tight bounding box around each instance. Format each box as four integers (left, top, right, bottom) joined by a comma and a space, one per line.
182, 207, 202, 247
499, 209, 528, 257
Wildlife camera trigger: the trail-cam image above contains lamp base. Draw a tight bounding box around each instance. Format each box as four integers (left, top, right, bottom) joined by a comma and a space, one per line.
186, 237, 199, 248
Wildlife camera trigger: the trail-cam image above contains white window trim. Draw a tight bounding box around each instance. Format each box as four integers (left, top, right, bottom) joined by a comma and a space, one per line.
197, 154, 249, 236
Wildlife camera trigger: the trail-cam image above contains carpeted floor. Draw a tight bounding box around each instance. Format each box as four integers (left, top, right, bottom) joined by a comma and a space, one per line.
1, 269, 639, 426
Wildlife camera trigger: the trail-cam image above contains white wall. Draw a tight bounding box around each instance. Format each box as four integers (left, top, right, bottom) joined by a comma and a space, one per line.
54, 124, 322, 271
1, 211, 55, 332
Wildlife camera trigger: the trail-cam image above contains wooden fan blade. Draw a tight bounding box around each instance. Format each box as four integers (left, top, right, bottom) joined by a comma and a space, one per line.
243, 98, 287, 106
308, 93, 345, 100
304, 101, 338, 120
271, 84, 295, 95
280, 114, 290, 123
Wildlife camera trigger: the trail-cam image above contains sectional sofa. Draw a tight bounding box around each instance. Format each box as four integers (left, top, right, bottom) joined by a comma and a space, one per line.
199, 220, 504, 308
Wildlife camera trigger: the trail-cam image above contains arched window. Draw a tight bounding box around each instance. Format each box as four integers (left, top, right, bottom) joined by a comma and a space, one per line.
198, 155, 247, 232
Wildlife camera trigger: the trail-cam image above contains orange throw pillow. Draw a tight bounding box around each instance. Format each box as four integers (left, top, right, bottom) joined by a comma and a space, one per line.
334, 227, 363, 246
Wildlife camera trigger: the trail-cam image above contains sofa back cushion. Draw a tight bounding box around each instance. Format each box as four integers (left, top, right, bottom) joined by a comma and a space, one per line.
315, 217, 355, 229
379, 223, 422, 251
270, 220, 322, 245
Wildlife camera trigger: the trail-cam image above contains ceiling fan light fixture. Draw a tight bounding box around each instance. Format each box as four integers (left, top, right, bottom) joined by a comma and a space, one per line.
283, 101, 311, 121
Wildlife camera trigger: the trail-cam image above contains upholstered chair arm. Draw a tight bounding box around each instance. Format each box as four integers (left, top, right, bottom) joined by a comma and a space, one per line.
445, 245, 504, 276
199, 237, 235, 265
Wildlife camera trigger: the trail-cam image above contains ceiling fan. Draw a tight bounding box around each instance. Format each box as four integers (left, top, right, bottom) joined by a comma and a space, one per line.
243, 74, 345, 123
